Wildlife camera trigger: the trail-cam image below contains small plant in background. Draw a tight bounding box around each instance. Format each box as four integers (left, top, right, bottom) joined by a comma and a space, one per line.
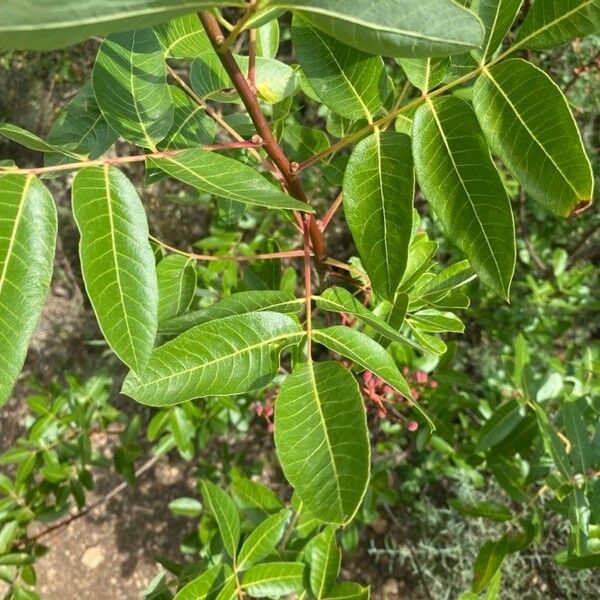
0, 0, 598, 598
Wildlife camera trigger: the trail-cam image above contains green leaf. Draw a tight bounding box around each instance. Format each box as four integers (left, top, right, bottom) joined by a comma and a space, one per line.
554, 549, 600, 569
310, 526, 341, 599
190, 53, 232, 99
200, 481, 240, 559
408, 310, 465, 333
274, 0, 483, 57
231, 476, 284, 515
412, 260, 476, 299
0, 521, 19, 555
311, 326, 434, 430
148, 148, 313, 212
174, 564, 235, 600
237, 509, 291, 571
274, 361, 370, 525
256, 19, 280, 59
476, 401, 526, 452
158, 87, 217, 150
0, 174, 57, 405
515, 0, 600, 50
159, 291, 303, 336
472, 537, 509, 593
397, 234, 438, 294
72, 166, 158, 372
449, 499, 513, 522
569, 487, 590, 555
282, 124, 330, 164
0, 123, 81, 158
292, 16, 387, 121
45, 82, 118, 167
241, 562, 305, 598
322, 582, 370, 600
398, 58, 450, 92
471, 0, 523, 63
235, 56, 300, 104
316, 287, 429, 354
157, 255, 197, 324
0, 1, 244, 50
533, 403, 573, 478
473, 59, 594, 217
92, 28, 173, 149
343, 131, 414, 301
154, 14, 212, 59
413, 96, 516, 299
168, 497, 203, 517
123, 312, 304, 406
562, 401, 592, 473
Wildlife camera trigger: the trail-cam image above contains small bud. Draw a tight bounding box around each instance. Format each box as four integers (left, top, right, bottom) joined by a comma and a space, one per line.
363, 371, 374, 384
411, 388, 420, 401
255, 404, 264, 416
416, 371, 428, 384
251, 134, 264, 145
267, 423, 275, 433
383, 385, 394, 395
429, 380, 439, 389
407, 420, 419, 432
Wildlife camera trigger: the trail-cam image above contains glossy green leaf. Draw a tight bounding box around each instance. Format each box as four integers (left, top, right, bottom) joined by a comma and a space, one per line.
397, 234, 438, 293
241, 562, 305, 598
157, 255, 197, 324
123, 312, 304, 406
398, 58, 450, 92
148, 149, 313, 212
515, 0, 600, 50
316, 287, 426, 354
200, 481, 240, 559
473, 59, 594, 216
282, 124, 330, 163
237, 509, 291, 571
310, 526, 341, 598
472, 537, 509, 593
471, 0, 523, 62
154, 14, 212, 59
159, 291, 303, 336
343, 131, 414, 301
72, 166, 158, 372
174, 564, 235, 600
413, 96, 516, 299
408, 310, 465, 333
0, 174, 56, 405
412, 260, 476, 299
322, 583, 370, 600
0, 1, 244, 50
275, 0, 483, 57
275, 361, 370, 525
92, 28, 173, 149
0, 123, 81, 158
158, 87, 216, 150
311, 327, 435, 430
292, 16, 387, 121
45, 82, 118, 168
231, 476, 285, 515
190, 52, 232, 99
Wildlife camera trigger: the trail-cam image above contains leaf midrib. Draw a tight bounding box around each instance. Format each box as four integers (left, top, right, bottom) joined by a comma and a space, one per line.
0, 175, 32, 300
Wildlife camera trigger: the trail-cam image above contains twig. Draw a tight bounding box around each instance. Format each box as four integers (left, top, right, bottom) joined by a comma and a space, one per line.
303, 216, 313, 357
199, 11, 327, 265
219, 0, 262, 54
320, 193, 344, 231
248, 29, 257, 93
20, 453, 162, 546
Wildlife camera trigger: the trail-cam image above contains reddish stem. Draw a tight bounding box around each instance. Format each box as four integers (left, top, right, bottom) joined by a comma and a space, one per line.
320, 193, 344, 231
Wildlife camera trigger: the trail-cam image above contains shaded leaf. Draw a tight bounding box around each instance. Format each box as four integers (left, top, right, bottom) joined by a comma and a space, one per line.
310, 526, 341, 598
398, 58, 450, 92
241, 562, 305, 598
472, 537, 509, 593
157, 255, 197, 324
154, 14, 212, 59
471, 0, 523, 62
292, 16, 387, 121
92, 28, 173, 149
200, 481, 240, 559
237, 509, 291, 570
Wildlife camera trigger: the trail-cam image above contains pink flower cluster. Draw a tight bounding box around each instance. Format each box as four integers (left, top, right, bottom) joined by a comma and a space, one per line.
361, 368, 439, 431
255, 397, 275, 433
